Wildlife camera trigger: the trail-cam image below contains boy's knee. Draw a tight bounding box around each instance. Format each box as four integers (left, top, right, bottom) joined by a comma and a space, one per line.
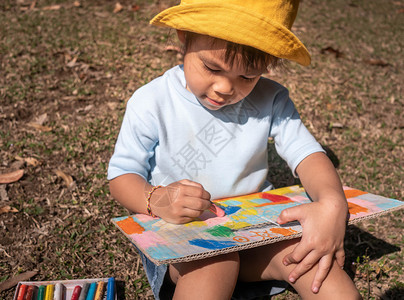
171, 252, 240, 282
190, 252, 240, 272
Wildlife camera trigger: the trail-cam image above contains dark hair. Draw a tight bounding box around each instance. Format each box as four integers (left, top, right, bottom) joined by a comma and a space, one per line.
183, 31, 282, 70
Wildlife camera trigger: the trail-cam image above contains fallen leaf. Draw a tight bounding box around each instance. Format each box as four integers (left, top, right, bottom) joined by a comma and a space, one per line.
55, 170, 74, 188
320, 46, 344, 58
113, 2, 123, 13
364, 58, 390, 67
0, 185, 9, 201
61, 124, 70, 132
0, 205, 19, 214
25, 157, 40, 166
42, 4, 61, 10
27, 122, 52, 132
66, 56, 78, 68
15, 156, 39, 166
329, 122, 344, 129
0, 169, 24, 184
73, 1, 81, 7
31, 113, 48, 125
29, 0, 37, 10
16, 0, 30, 5
76, 104, 94, 114
107, 102, 119, 110
0, 271, 38, 292
131, 4, 140, 12
96, 41, 113, 47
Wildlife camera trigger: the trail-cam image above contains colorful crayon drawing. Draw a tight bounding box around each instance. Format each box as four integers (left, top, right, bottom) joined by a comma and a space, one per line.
112, 185, 403, 265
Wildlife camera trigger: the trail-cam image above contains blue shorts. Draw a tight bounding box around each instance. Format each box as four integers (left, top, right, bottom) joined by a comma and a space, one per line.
138, 250, 288, 300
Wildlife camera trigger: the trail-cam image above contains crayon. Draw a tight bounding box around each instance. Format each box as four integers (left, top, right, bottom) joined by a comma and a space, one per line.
85, 282, 96, 300
53, 282, 63, 300
25, 285, 37, 300
71, 285, 82, 300
44, 284, 54, 300
37, 285, 46, 300
106, 277, 115, 300
209, 203, 225, 217
16, 284, 28, 300
94, 281, 105, 300
78, 283, 90, 300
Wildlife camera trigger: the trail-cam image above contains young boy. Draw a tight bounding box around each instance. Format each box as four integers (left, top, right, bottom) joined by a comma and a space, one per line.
108, 1, 362, 299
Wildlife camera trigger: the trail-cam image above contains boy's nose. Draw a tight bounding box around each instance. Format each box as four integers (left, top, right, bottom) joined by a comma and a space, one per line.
213, 76, 234, 95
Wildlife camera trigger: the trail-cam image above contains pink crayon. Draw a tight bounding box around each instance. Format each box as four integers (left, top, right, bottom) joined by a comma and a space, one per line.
209, 203, 225, 217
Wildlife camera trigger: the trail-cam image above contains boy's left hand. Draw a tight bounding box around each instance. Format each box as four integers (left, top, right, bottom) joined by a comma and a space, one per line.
277, 200, 347, 293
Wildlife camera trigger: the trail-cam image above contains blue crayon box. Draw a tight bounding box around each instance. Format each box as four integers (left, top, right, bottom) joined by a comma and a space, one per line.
13, 277, 117, 300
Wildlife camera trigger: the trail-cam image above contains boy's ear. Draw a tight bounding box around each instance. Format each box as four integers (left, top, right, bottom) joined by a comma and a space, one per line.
176, 30, 186, 44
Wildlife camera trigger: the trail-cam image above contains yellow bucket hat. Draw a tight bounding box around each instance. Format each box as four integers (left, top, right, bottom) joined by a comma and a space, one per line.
150, 0, 311, 66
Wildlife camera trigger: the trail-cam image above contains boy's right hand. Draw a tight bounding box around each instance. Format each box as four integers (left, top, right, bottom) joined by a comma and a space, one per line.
149, 179, 212, 224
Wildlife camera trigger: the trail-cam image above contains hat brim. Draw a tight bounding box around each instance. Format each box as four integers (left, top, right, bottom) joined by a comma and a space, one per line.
150, 3, 311, 66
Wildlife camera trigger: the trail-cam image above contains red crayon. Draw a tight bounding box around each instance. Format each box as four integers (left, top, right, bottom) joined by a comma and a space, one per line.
16, 284, 27, 300
25, 285, 37, 300
209, 203, 225, 217
71, 285, 82, 300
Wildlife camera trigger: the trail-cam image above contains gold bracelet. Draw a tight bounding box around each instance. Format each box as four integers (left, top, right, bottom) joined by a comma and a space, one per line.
146, 185, 162, 217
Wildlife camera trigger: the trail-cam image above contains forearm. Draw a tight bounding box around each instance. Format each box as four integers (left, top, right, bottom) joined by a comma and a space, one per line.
109, 173, 152, 214
109, 174, 213, 223
296, 152, 348, 213
280, 152, 350, 289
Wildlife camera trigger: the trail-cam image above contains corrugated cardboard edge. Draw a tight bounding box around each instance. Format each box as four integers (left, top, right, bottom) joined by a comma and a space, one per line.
113, 203, 403, 266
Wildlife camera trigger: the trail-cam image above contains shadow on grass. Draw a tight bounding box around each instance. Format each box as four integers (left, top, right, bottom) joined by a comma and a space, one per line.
345, 225, 400, 263
267, 143, 340, 188
344, 224, 401, 295
382, 286, 404, 300
322, 145, 340, 169
267, 142, 301, 188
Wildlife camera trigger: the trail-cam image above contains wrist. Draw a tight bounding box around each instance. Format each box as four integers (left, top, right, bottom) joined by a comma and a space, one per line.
146, 185, 163, 217
316, 189, 348, 210
316, 196, 349, 222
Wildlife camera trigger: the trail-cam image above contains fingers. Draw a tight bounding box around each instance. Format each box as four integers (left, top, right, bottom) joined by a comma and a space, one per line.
284, 241, 342, 294
178, 179, 202, 187
181, 195, 212, 212
335, 248, 345, 268
282, 239, 309, 266
310, 255, 333, 293
285, 249, 334, 294
156, 197, 211, 224
286, 250, 316, 283
177, 179, 211, 200
277, 204, 307, 224
154, 180, 212, 223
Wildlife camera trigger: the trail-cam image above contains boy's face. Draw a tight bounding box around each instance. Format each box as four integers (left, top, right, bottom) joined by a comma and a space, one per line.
180, 33, 266, 111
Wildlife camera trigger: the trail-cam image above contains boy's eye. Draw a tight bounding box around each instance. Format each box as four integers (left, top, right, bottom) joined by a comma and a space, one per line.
203, 62, 258, 82
241, 76, 257, 82
203, 64, 220, 73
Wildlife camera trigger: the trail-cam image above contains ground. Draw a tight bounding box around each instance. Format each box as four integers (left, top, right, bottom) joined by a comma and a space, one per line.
0, 0, 403, 299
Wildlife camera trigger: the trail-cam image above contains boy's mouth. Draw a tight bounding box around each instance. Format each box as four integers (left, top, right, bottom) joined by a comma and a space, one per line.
206, 97, 226, 107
